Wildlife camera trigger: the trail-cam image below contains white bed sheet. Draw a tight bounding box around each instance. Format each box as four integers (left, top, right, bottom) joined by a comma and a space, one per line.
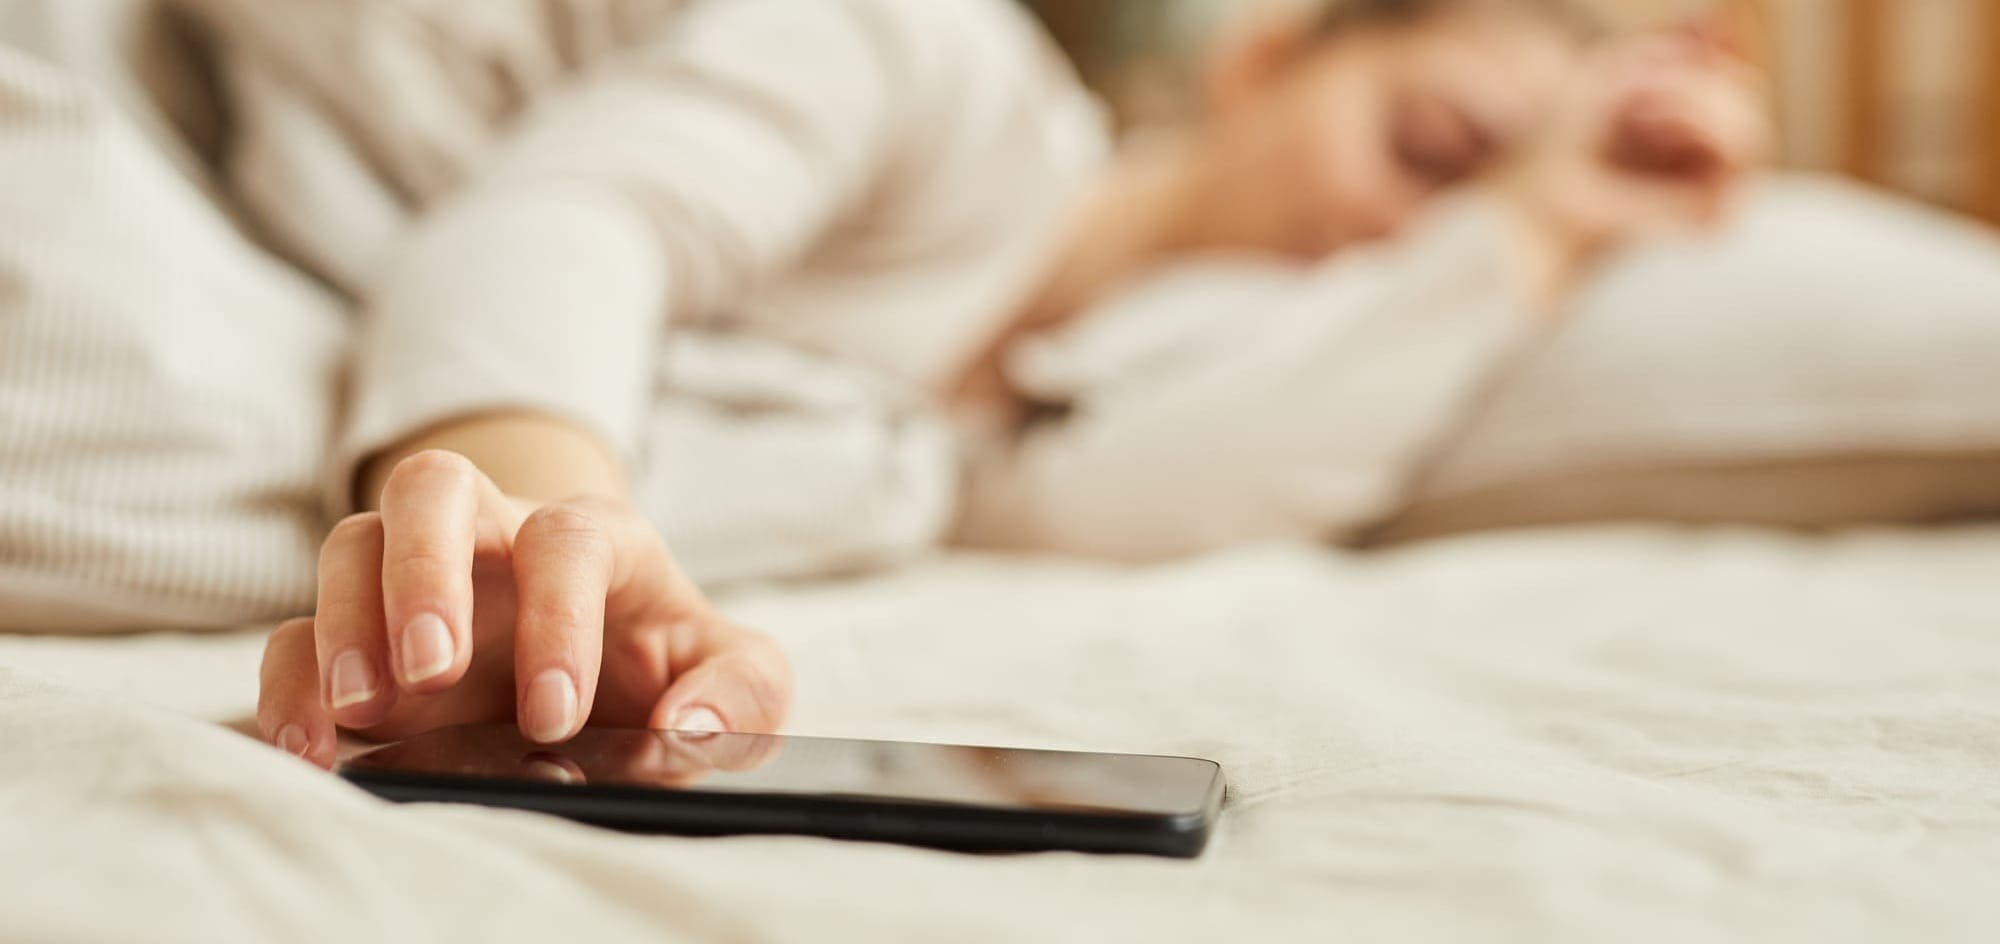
4, 525, 1999, 942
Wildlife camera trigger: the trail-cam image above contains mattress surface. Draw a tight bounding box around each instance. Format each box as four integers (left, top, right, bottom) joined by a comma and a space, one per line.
4, 525, 1998, 942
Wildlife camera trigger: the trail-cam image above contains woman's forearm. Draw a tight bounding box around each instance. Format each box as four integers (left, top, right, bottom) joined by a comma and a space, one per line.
357, 411, 629, 512
1487, 187, 1597, 317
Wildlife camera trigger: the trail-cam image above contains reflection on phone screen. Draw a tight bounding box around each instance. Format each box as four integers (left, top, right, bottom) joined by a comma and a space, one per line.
345, 726, 1218, 817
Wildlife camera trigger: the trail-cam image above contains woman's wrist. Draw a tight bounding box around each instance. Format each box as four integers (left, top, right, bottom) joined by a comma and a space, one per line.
1482, 182, 1599, 318
357, 411, 629, 513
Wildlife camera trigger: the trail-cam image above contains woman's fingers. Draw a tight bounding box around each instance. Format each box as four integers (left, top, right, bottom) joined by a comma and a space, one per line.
314, 513, 397, 728
510, 501, 620, 744
294, 455, 779, 754
376, 451, 483, 693
1629, 70, 1768, 225
1683, 66, 1772, 174
651, 623, 793, 737
514, 497, 723, 741
1606, 34, 1770, 180
258, 618, 338, 768
376, 450, 517, 694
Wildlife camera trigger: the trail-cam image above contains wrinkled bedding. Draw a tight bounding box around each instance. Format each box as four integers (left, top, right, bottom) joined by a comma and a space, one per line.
5, 6, 2000, 941
5, 525, 1998, 942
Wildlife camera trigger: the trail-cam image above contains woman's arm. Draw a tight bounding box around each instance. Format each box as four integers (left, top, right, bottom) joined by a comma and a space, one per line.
956, 33, 1770, 558
954, 196, 1546, 557
256, 0, 958, 758
330, 0, 923, 516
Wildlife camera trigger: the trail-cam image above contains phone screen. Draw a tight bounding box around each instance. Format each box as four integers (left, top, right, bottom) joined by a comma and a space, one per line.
342, 725, 1221, 819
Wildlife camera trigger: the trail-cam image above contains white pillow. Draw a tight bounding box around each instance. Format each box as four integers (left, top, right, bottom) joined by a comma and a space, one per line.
1415, 176, 2000, 505
0, 49, 343, 632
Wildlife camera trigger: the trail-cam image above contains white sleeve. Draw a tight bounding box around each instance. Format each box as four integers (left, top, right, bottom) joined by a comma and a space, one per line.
956, 196, 1548, 559
329, 0, 916, 511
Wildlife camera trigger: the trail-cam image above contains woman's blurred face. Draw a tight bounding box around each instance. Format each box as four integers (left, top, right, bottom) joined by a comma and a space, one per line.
1190, 6, 1582, 257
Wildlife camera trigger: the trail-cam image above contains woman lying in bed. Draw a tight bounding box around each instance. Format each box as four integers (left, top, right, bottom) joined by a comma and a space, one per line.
223, 0, 1762, 763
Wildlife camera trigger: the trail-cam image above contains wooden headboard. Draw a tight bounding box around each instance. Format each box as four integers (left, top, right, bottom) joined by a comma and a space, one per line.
1977, 2, 2000, 221
1750, 0, 2000, 223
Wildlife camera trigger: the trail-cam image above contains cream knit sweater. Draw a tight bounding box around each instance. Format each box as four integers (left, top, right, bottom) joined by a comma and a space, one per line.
179, 0, 1113, 514
3, 0, 1115, 627
187, 0, 1545, 548
1, 0, 1553, 629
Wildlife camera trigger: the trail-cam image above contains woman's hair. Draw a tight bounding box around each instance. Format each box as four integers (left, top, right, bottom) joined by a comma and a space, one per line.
1313, 0, 1603, 39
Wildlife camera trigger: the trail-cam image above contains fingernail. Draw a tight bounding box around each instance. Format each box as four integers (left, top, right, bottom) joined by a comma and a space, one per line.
674, 706, 727, 735
329, 651, 379, 710
276, 724, 309, 758
523, 669, 578, 744
399, 613, 454, 684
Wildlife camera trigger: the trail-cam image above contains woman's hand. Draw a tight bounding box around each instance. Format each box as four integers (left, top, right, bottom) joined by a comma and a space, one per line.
1493, 28, 1773, 304
257, 450, 792, 767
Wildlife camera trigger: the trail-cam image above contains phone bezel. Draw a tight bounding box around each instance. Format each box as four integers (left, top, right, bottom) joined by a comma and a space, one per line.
339, 731, 1224, 859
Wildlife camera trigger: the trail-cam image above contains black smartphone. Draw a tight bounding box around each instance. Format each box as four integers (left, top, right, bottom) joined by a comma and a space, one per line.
339, 725, 1224, 859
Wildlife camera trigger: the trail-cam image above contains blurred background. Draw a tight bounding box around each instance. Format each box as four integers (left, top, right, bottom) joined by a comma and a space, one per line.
1021, 0, 2000, 224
